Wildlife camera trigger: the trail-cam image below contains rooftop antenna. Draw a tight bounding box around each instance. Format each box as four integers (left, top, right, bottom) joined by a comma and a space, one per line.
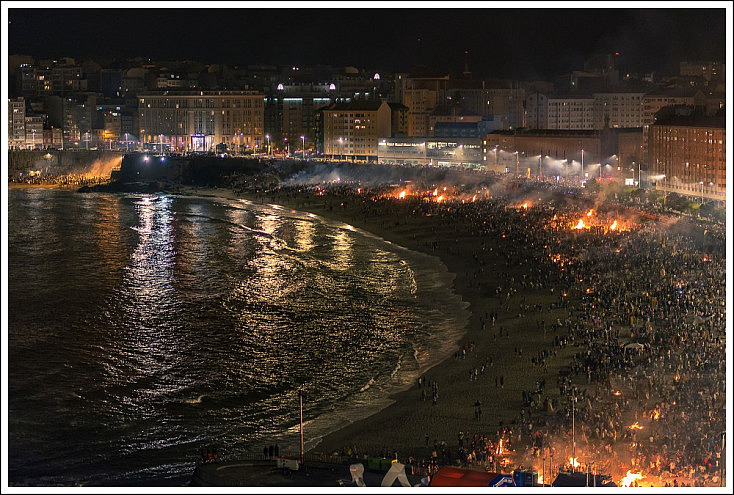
463, 50, 472, 78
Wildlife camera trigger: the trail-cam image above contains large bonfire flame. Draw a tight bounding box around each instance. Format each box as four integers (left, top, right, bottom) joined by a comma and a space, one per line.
574, 219, 586, 229
569, 457, 581, 469
629, 422, 644, 430
398, 190, 406, 199
619, 470, 644, 487
609, 220, 618, 230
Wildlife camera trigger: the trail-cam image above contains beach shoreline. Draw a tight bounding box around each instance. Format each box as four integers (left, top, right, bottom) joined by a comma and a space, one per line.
176, 185, 579, 464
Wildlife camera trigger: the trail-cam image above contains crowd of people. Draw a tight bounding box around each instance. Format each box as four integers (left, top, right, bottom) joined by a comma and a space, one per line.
9, 173, 109, 187
257, 171, 724, 486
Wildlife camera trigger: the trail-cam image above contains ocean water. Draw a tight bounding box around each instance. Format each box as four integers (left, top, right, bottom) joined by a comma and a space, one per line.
7, 188, 469, 486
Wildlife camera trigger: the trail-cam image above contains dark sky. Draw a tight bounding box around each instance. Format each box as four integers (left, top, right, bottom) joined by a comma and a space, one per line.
8, 7, 727, 79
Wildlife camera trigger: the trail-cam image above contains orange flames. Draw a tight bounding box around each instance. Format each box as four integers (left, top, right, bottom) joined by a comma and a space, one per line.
569, 457, 580, 469
587, 209, 594, 217
398, 190, 406, 199
613, 391, 622, 396
574, 219, 586, 229
619, 470, 644, 487
629, 422, 644, 430
609, 220, 618, 230
436, 195, 444, 203
521, 202, 529, 209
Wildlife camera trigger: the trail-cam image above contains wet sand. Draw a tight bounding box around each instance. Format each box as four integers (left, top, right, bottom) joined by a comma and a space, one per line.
180, 185, 579, 461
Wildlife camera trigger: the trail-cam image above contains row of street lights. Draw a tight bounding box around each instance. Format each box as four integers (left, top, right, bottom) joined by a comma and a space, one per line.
264, 134, 308, 157
495, 147, 633, 182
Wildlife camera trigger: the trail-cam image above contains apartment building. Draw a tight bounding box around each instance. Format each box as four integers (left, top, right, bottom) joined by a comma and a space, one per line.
138, 90, 265, 152
322, 100, 391, 161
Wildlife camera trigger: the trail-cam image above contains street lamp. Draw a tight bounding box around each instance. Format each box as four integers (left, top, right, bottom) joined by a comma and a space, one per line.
581, 149, 584, 181
265, 134, 271, 155
514, 151, 519, 176
301, 135, 305, 158
538, 155, 543, 180
632, 161, 639, 187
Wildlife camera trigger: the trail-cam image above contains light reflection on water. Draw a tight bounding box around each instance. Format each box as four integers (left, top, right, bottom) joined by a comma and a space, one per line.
8, 189, 468, 486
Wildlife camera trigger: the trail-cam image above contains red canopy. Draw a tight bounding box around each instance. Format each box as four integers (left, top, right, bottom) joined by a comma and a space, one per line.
429, 466, 503, 487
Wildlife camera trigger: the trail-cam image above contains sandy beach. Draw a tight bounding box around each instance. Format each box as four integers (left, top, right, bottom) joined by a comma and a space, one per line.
178, 184, 579, 464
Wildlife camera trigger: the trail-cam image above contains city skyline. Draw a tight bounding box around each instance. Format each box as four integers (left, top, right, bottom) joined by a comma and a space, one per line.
8, 6, 727, 79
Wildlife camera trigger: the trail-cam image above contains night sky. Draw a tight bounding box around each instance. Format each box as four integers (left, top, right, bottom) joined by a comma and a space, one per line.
8, 7, 727, 79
